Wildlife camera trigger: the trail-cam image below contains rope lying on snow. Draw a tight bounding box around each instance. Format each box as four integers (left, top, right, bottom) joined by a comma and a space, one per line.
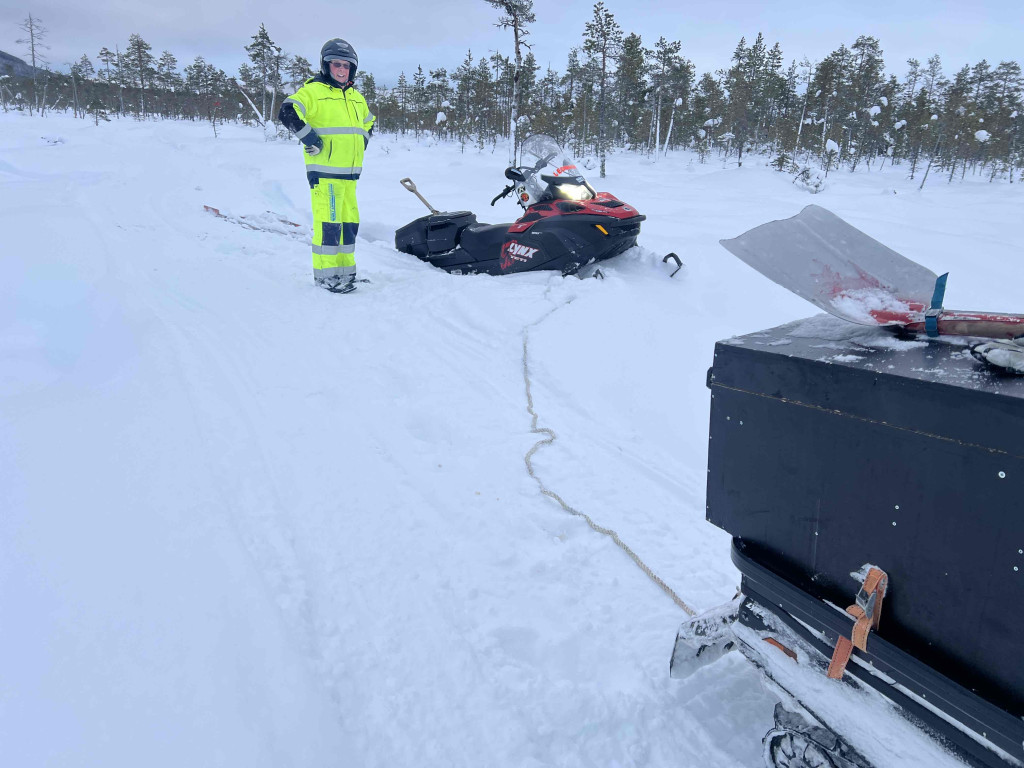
521, 322, 697, 617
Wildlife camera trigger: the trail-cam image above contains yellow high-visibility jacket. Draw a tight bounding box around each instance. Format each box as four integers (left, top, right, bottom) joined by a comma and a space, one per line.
279, 75, 377, 188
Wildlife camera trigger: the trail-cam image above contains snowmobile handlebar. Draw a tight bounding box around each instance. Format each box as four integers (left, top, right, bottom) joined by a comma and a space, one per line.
491, 184, 516, 206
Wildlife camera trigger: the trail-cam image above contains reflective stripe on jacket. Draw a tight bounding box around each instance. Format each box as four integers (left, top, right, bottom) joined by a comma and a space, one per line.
280, 76, 377, 187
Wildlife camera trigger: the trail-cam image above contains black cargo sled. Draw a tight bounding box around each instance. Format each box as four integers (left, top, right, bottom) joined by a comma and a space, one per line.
395, 134, 645, 277
671, 315, 1024, 768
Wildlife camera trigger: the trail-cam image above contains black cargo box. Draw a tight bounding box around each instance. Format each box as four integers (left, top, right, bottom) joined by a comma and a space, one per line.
706, 315, 1024, 718
395, 211, 476, 258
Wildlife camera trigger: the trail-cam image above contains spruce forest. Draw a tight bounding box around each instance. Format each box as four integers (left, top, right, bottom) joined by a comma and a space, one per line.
4, 1, 1022, 184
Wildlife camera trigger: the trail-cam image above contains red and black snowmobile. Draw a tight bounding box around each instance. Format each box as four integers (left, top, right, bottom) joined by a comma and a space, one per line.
395, 134, 646, 276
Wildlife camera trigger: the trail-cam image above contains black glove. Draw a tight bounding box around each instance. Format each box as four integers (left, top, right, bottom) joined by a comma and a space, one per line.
302, 131, 324, 156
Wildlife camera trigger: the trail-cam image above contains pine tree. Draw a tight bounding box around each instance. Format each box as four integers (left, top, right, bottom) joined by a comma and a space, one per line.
616, 33, 648, 149
87, 94, 111, 125
692, 72, 726, 162
358, 71, 379, 102
123, 34, 156, 117
650, 37, 682, 155
243, 24, 283, 122
285, 55, 315, 90
473, 56, 495, 147
484, 0, 535, 161
847, 35, 885, 169
72, 55, 95, 81
184, 56, 229, 130
941, 65, 974, 181
904, 86, 934, 179
427, 67, 452, 139
16, 14, 49, 114
395, 71, 410, 134
724, 36, 754, 165
412, 66, 428, 136
990, 61, 1023, 180
807, 45, 851, 160
921, 55, 945, 106
452, 51, 477, 149
155, 51, 182, 95
582, 1, 623, 177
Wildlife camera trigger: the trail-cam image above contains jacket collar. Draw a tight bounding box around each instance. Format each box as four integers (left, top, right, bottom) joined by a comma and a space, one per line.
312, 73, 350, 91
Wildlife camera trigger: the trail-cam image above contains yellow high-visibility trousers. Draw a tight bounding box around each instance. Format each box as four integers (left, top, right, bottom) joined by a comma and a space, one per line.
310, 179, 359, 283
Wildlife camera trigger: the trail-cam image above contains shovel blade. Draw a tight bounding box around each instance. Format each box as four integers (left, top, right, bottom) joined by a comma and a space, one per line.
720, 205, 939, 326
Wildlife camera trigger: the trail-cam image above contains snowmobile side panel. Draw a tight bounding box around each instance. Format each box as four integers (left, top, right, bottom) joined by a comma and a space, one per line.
705, 315, 1024, 720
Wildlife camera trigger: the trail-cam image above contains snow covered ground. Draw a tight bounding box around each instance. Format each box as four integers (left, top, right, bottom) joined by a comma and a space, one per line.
2, 112, 1021, 768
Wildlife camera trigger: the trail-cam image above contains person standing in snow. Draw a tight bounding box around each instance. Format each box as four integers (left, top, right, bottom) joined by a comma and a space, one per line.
279, 38, 376, 293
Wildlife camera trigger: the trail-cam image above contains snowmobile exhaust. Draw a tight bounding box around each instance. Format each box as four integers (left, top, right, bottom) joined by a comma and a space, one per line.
399, 178, 439, 214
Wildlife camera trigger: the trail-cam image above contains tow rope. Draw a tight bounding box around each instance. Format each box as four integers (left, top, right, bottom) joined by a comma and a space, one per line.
521, 318, 696, 616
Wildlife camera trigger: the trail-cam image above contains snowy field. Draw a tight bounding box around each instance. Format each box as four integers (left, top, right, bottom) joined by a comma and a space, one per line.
2, 112, 1021, 768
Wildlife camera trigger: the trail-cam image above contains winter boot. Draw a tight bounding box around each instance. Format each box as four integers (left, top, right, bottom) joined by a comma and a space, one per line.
315, 275, 358, 294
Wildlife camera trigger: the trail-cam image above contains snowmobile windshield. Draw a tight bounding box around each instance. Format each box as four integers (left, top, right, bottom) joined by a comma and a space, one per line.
519, 135, 594, 204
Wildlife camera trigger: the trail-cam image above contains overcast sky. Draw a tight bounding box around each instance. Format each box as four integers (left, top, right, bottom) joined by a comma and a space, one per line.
3, 0, 1022, 88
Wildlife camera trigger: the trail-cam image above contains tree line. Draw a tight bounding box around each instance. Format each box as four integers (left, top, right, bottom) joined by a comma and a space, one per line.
4, 3, 1022, 184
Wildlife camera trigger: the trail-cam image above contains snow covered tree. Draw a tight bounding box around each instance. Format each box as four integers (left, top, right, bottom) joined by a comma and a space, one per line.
16, 14, 49, 114
692, 72, 726, 162
426, 67, 452, 140
473, 56, 496, 147
846, 35, 886, 170
394, 71, 410, 134
988, 61, 1023, 180
412, 66, 429, 136
357, 71, 379, 102
529, 64, 567, 143
939, 65, 975, 180
87, 94, 111, 125
72, 54, 95, 81
723, 37, 755, 165
184, 56, 230, 130
243, 24, 283, 122
616, 33, 648, 149
806, 44, 852, 160
484, 0, 535, 161
284, 55, 315, 90
123, 33, 156, 117
582, 1, 623, 177
154, 50, 183, 113
649, 37, 681, 155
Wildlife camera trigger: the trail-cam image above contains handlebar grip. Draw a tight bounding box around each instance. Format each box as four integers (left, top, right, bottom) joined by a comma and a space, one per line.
491, 185, 515, 206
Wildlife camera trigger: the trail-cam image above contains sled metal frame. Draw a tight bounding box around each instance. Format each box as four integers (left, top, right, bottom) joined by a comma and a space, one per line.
681, 539, 1024, 768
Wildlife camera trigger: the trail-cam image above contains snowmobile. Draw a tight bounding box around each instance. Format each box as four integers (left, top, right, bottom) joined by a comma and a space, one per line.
394, 134, 648, 277
670, 208, 1024, 768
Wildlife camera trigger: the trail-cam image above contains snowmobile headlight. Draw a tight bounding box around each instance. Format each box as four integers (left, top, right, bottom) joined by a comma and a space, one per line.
556, 183, 592, 201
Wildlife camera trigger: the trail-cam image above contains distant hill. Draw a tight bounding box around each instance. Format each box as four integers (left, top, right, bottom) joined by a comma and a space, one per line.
0, 50, 38, 78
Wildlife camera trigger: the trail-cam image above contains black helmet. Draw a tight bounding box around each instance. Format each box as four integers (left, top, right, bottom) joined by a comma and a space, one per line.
320, 38, 358, 83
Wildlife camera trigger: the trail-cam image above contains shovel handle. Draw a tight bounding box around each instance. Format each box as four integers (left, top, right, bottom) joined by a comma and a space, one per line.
399, 177, 439, 214
902, 311, 1024, 340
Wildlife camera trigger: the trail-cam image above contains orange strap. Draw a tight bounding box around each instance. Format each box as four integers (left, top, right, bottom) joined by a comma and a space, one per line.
827, 566, 888, 680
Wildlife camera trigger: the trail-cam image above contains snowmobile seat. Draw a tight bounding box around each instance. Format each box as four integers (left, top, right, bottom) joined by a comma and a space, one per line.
458, 223, 511, 258
395, 211, 476, 257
